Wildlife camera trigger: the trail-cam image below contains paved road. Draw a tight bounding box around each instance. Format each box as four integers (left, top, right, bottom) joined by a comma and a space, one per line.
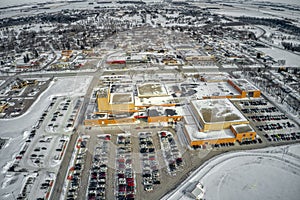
1, 63, 234, 81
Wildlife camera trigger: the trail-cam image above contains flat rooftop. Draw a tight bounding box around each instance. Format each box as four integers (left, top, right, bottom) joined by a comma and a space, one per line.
110, 93, 134, 104
137, 83, 168, 97
231, 79, 259, 92
201, 73, 230, 82
231, 124, 254, 133
107, 56, 126, 61
147, 106, 183, 117
196, 82, 240, 98
191, 99, 248, 124
166, 81, 240, 99
135, 95, 175, 107
185, 124, 236, 141
175, 45, 194, 50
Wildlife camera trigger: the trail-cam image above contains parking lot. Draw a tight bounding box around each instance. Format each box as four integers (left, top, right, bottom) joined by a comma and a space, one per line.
45, 97, 83, 133
233, 99, 300, 144
79, 125, 197, 199
3, 94, 85, 200
29, 135, 53, 166
75, 114, 300, 200
7, 97, 74, 172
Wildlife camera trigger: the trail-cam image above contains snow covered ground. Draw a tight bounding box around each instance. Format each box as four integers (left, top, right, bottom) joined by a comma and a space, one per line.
0, 80, 5, 87
256, 47, 300, 67
222, 64, 238, 69
163, 144, 300, 200
214, 8, 275, 18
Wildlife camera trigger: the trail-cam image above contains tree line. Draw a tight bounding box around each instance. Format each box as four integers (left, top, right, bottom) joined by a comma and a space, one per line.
281, 42, 300, 52
237, 16, 300, 36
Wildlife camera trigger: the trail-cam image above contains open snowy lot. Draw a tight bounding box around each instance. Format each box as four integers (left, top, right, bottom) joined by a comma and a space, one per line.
255, 47, 300, 67
163, 144, 300, 200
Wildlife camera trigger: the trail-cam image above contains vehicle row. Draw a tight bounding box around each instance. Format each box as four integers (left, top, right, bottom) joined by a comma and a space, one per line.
256, 122, 296, 132
66, 137, 89, 200
241, 106, 279, 114
212, 142, 236, 148
87, 135, 111, 200
138, 132, 161, 192
238, 138, 263, 145
264, 133, 300, 142
237, 99, 298, 137
240, 100, 267, 106
158, 131, 183, 175
115, 133, 135, 200
249, 114, 288, 122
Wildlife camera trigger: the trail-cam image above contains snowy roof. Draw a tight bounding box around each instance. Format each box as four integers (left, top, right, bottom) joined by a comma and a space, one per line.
196, 82, 240, 99
110, 84, 133, 93
191, 187, 204, 199
134, 95, 175, 107
110, 93, 134, 104
185, 124, 235, 141
106, 56, 126, 61
191, 183, 205, 199
127, 54, 147, 60
184, 115, 196, 125
97, 88, 108, 98
166, 81, 240, 99
231, 79, 259, 92
231, 124, 254, 134
147, 106, 183, 117
174, 44, 194, 50
137, 82, 168, 97
201, 73, 230, 82
191, 99, 247, 124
